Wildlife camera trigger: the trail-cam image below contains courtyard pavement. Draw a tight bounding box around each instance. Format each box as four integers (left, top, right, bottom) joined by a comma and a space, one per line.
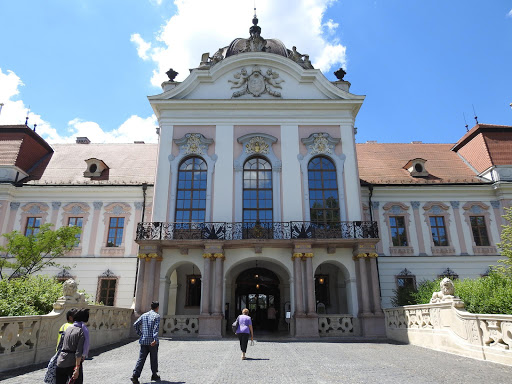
1, 336, 511, 384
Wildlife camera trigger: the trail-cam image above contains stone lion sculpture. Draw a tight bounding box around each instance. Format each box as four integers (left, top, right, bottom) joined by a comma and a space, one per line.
430, 277, 455, 303
60, 278, 86, 303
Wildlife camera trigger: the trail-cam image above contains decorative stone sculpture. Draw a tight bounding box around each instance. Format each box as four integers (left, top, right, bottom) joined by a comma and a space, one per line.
430, 277, 455, 303
229, 65, 284, 98
334, 67, 346, 80
166, 68, 178, 82
60, 279, 86, 303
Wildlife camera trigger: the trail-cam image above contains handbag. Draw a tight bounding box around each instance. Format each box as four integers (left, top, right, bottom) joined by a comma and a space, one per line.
44, 330, 65, 384
232, 316, 239, 334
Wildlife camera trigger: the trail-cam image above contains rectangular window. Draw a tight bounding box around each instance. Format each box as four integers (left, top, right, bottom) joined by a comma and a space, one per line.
186, 275, 201, 307
25, 217, 42, 236
470, 216, 490, 246
396, 276, 416, 289
107, 217, 124, 247
98, 278, 116, 306
430, 216, 448, 246
389, 216, 408, 246
68, 217, 83, 244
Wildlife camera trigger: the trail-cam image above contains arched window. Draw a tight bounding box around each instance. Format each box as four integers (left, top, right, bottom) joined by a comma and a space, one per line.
243, 157, 272, 222
175, 157, 207, 222
308, 157, 340, 224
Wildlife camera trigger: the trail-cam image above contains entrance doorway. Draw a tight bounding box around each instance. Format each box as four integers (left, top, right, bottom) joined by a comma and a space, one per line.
235, 267, 280, 331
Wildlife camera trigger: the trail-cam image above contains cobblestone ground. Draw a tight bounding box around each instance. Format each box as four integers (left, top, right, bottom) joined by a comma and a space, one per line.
2, 337, 511, 384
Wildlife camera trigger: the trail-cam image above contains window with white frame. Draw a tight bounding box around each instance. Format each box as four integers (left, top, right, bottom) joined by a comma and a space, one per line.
307, 156, 340, 224
175, 157, 207, 223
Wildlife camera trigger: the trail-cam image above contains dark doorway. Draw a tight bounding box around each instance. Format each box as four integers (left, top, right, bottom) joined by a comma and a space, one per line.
235, 267, 280, 331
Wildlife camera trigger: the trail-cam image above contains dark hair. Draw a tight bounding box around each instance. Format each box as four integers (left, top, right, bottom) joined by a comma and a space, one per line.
66, 308, 78, 322
74, 308, 90, 323
151, 301, 159, 310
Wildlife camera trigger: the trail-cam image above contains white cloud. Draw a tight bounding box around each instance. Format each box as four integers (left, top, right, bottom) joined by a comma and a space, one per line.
135, 0, 346, 86
0, 68, 158, 144
508, 9, 512, 17
131, 33, 152, 60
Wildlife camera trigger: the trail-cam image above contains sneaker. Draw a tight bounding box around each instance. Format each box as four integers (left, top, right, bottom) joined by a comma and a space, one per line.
130, 377, 140, 384
151, 374, 161, 381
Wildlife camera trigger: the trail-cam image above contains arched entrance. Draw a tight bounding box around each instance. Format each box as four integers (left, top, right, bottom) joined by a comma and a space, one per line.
235, 267, 280, 331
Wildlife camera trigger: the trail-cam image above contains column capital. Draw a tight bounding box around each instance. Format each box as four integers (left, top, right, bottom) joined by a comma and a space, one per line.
303, 253, 314, 258
410, 201, 420, 210
213, 253, 225, 260
292, 253, 303, 259
203, 253, 213, 259
450, 201, 460, 209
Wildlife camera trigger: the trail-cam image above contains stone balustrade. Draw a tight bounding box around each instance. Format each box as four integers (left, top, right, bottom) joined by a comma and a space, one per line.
384, 302, 512, 366
318, 315, 356, 336
162, 315, 199, 336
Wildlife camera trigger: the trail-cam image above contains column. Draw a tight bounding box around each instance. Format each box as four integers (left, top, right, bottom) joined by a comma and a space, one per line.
280, 124, 302, 221
304, 254, 316, 314
152, 257, 163, 302
491, 201, 503, 237
152, 123, 174, 222
201, 254, 212, 315
134, 254, 146, 314
357, 255, 371, 314
50, 202, 61, 226
371, 202, 384, 254
144, 256, 157, 310
1, 202, 19, 246
340, 121, 361, 221
87, 202, 102, 256
0, 201, 7, 236
213, 253, 224, 315
292, 254, 304, 315
369, 255, 382, 313
213, 125, 234, 222
450, 201, 468, 255
411, 201, 427, 255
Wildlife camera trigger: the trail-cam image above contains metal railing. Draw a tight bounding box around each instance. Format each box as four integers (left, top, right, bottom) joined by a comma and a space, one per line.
136, 221, 378, 241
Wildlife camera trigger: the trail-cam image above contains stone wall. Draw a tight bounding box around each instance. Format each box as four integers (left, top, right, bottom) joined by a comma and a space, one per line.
384, 302, 512, 366
0, 280, 133, 372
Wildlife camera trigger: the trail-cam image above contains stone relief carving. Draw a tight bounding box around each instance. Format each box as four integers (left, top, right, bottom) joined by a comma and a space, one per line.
245, 136, 270, 155
174, 133, 213, 156
302, 133, 340, 156
229, 66, 284, 98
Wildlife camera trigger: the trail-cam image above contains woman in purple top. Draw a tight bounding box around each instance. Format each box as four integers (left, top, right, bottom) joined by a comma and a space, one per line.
236, 308, 254, 360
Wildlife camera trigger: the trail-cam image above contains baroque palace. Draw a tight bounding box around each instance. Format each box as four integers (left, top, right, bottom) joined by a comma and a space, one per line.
1, 17, 511, 338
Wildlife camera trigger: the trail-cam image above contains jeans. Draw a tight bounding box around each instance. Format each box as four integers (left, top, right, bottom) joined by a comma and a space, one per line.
133, 344, 159, 378
238, 333, 249, 353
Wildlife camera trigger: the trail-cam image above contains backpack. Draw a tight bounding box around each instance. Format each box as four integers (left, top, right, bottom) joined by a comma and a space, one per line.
232, 316, 239, 334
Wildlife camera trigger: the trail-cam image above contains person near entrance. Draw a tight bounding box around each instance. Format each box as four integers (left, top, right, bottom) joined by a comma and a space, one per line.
131, 301, 161, 383
235, 308, 254, 360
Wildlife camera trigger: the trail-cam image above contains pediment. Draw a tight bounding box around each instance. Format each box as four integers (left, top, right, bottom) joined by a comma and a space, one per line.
149, 52, 364, 102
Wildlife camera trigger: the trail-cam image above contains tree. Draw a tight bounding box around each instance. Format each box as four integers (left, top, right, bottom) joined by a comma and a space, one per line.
0, 223, 81, 280
497, 206, 512, 276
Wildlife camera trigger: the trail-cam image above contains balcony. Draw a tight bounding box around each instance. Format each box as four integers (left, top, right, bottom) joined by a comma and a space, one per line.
136, 221, 379, 243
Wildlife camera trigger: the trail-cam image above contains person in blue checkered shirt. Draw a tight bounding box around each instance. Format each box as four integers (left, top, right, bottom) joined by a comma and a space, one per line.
131, 301, 161, 383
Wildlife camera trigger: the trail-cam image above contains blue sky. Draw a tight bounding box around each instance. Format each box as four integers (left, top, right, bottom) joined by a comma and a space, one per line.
0, 0, 511, 144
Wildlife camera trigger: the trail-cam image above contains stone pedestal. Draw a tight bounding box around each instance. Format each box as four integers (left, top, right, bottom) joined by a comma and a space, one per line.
359, 312, 386, 337
294, 314, 319, 338
198, 315, 223, 338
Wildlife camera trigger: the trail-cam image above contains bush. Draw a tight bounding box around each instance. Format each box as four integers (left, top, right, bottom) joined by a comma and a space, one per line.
390, 285, 417, 307
0, 275, 62, 316
412, 278, 441, 305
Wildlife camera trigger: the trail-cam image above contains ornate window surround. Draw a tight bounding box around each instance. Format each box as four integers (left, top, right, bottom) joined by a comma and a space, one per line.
382, 202, 414, 256
234, 134, 281, 222
395, 268, 417, 290
423, 202, 455, 255
298, 133, 346, 221
96, 269, 119, 306
169, 133, 216, 222
60, 202, 91, 256
462, 201, 497, 254
55, 268, 75, 282
19, 202, 49, 230
101, 202, 132, 256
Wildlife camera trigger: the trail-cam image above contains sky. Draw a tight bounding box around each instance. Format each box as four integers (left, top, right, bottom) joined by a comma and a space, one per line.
0, 0, 511, 144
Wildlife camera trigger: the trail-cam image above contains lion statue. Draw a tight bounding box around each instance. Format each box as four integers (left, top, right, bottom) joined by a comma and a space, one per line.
430, 277, 455, 303
60, 278, 86, 303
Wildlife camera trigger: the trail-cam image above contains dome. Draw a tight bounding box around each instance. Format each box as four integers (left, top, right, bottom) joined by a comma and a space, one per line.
225, 37, 288, 58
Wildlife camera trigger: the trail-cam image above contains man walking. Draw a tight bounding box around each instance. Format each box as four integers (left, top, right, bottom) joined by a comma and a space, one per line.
131, 301, 161, 383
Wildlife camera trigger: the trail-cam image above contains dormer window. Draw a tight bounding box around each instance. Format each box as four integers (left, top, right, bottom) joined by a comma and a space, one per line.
403, 158, 428, 177
84, 158, 108, 177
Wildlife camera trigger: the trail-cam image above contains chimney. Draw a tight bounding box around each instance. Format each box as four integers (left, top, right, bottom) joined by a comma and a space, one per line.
134, 141, 145, 144
411, 141, 423, 144
76, 137, 91, 144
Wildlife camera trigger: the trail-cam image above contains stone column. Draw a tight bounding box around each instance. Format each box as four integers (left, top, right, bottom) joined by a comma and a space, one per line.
134, 254, 146, 314
153, 257, 163, 302
304, 253, 316, 314
368, 255, 382, 313
2, 202, 19, 246
357, 255, 371, 315
411, 201, 427, 255
371, 202, 383, 254
50, 202, 61, 226
201, 253, 212, 315
450, 201, 468, 255
87, 202, 103, 256
491, 201, 503, 237
292, 253, 304, 315
213, 253, 225, 315
145, 257, 157, 308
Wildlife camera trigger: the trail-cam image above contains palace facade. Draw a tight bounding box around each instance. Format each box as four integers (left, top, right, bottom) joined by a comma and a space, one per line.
1, 17, 511, 337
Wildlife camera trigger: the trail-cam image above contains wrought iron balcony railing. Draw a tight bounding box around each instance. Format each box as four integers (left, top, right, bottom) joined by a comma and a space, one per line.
136, 221, 379, 241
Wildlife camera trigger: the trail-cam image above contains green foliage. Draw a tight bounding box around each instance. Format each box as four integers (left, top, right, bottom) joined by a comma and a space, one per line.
390, 285, 417, 307
0, 275, 63, 316
497, 207, 512, 276
0, 223, 81, 280
412, 278, 441, 305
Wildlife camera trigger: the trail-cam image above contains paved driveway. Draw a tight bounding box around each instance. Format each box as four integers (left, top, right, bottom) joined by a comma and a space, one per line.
1, 337, 511, 384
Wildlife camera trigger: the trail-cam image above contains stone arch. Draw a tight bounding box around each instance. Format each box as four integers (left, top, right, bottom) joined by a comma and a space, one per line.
162, 260, 203, 317
314, 260, 353, 315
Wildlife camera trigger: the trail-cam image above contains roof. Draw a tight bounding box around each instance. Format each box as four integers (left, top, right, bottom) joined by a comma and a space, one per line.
356, 143, 485, 185
0, 140, 23, 166
25, 143, 158, 185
